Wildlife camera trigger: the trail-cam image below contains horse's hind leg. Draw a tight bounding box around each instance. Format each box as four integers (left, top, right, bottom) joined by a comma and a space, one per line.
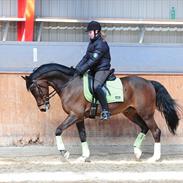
123, 107, 149, 160
141, 114, 161, 162
75, 120, 90, 162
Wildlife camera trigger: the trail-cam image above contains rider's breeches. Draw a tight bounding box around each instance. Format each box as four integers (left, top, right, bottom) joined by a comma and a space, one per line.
93, 70, 110, 111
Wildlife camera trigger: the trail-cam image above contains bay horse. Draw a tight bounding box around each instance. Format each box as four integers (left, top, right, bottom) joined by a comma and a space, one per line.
22, 63, 180, 162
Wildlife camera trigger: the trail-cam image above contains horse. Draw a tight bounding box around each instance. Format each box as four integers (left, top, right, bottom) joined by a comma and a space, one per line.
22, 63, 180, 162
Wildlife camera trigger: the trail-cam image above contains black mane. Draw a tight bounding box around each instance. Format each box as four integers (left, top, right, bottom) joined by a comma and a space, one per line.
30, 63, 75, 79
26, 63, 75, 90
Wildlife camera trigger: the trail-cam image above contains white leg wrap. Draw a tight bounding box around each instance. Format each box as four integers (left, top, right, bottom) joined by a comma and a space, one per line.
153, 142, 161, 160
134, 147, 142, 159
148, 143, 161, 162
56, 136, 65, 151
81, 142, 90, 157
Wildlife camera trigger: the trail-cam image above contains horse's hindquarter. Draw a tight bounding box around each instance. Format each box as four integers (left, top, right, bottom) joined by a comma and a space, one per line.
120, 76, 156, 112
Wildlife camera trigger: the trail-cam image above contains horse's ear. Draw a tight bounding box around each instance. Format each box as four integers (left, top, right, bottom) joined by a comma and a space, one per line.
21, 76, 26, 80
21, 76, 29, 81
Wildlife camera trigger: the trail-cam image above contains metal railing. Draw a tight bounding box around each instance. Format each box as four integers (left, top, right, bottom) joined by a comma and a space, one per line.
1, 17, 183, 42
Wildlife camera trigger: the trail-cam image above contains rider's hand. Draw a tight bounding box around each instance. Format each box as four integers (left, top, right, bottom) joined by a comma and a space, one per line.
74, 69, 83, 77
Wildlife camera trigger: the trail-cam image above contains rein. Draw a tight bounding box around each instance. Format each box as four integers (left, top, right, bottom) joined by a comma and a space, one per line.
47, 89, 57, 100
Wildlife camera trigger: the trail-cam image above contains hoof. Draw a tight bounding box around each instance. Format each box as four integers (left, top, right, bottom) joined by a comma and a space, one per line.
147, 155, 160, 162
75, 156, 91, 163
134, 147, 142, 160
60, 150, 70, 159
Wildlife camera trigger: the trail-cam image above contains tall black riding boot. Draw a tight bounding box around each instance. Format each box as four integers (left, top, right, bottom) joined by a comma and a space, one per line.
95, 86, 110, 120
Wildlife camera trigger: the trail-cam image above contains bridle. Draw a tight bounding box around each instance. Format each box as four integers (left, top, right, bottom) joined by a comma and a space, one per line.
29, 81, 57, 107
28, 71, 76, 108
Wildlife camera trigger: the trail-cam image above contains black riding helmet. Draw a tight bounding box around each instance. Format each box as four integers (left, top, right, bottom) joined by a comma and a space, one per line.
86, 21, 101, 32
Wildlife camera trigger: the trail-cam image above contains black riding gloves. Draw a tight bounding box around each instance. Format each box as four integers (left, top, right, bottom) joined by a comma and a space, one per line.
75, 62, 90, 76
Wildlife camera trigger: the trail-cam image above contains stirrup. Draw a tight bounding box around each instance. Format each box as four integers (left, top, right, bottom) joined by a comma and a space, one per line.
100, 110, 111, 120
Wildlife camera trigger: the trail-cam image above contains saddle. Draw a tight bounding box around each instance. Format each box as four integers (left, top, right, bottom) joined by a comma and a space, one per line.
88, 68, 116, 96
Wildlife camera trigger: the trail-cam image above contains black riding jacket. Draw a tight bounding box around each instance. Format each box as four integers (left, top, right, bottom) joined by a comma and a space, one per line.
76, 34, 111, 75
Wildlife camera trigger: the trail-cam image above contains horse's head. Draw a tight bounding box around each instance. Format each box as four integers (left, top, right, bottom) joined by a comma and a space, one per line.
22, 76, 50, 112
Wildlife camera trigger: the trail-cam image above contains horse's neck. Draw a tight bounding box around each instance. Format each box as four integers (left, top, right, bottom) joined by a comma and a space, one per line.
47, 74, 72, 93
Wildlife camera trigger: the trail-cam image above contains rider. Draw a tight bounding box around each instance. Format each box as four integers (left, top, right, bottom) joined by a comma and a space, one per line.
75, 21, 111, 120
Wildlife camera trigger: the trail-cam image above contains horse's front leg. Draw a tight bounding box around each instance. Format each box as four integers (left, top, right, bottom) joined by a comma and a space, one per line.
55, 114, 79, 159
76, 120, 90, 162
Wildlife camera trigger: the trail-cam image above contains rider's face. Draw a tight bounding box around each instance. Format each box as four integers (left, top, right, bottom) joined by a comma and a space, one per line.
88, 31, 95, 39
88, 30, 99, 39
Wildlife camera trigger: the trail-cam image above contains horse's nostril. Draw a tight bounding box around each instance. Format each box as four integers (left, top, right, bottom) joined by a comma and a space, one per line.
40, 108, 46, 112
39, 108, 46, 112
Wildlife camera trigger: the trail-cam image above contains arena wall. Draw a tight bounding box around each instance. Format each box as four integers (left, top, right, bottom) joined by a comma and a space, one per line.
0, 42, 182, 146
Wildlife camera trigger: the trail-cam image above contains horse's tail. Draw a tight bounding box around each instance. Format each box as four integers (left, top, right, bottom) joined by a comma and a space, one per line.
150, 80, 180, 134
